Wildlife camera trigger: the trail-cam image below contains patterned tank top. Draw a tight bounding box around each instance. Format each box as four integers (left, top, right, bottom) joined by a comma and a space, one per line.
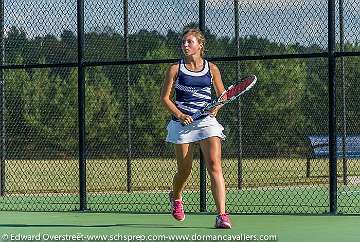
173, 59, 212, 121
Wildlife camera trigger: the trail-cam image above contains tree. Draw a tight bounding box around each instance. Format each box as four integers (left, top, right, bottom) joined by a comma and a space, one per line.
21, 67, 78, 158
5, 27, 28, 64
240, 57, 308, 156
85, 66, 124, 158
4, 25, 360, 159
4, 65, 32, 159
130, 43, 176, 156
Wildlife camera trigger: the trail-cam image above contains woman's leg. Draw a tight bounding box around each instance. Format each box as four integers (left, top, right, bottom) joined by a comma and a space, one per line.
170, 143, 194, 221
200, 136, 231, 228
172, 143, 194, 200
199, 136, 226, 214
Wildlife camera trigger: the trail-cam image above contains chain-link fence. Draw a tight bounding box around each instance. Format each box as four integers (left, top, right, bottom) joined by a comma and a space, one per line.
0, 0, 359, 215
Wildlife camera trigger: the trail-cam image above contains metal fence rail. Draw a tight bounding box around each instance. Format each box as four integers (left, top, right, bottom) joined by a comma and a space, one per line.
0, 0, 359, 215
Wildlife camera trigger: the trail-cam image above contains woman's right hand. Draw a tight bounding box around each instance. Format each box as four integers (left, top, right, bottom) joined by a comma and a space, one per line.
178, 113, 193, 126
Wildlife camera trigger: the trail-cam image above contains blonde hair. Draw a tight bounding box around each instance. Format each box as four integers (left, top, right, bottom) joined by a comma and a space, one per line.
182, 28, 206, 57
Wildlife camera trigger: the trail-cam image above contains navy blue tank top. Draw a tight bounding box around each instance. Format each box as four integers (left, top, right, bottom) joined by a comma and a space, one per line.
173, 59, 212, 121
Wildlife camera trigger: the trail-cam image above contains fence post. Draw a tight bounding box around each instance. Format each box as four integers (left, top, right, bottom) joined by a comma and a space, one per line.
0, 0, 5, 196
123, 0, 132, 193
339, 0, 348, 186
328, 0, 337, 215
234, 0, 243, 190
77, 0, 87, 211
199, 0, 206, 213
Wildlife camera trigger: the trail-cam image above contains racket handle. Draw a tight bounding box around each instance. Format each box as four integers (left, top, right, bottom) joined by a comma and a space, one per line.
180, 111, 207, 126
191, 111, 204, 120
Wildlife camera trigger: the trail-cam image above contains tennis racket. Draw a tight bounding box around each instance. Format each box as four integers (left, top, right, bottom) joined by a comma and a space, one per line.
190, 75, 257, 120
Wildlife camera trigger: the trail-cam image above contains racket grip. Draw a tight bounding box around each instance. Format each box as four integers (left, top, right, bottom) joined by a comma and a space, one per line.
191, 111, 203, 120
181, 111, 205, 126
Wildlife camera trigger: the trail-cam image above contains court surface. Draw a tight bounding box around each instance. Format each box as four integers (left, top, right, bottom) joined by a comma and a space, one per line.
0, 211, 359, 242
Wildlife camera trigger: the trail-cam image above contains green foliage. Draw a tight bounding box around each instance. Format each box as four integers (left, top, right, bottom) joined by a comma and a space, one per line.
301, 58, 328, 135
5, 27, 28, 64
249, 59, 307, 156
4, 67, 32, 158
21, 67, 78, 157
4, 26, 360, 158
85, 67, 124, 158
130, 43, 176, 155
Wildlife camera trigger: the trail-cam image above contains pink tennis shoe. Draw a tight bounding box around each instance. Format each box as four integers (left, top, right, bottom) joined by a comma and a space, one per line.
169, 191, 185, 221
215, 213, 232, 229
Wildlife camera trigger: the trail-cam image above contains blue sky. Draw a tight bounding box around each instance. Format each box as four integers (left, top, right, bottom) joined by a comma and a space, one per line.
5, 0, 360, 47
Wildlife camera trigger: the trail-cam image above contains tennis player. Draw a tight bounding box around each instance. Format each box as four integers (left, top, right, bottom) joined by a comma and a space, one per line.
160, 28, 231, 229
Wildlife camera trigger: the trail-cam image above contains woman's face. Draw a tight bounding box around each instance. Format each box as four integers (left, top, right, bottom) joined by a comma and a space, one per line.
181, 34, 203, 57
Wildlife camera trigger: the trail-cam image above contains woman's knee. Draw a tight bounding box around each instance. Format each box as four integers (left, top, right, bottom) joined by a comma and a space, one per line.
206, 159, 222, 176
177, 165, 192, 179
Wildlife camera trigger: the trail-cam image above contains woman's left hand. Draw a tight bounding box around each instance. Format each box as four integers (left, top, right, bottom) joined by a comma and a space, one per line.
208, 105, 223, 117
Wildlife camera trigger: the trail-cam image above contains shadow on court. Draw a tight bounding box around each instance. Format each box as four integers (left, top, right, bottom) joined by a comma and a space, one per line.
0, 223, 210, 229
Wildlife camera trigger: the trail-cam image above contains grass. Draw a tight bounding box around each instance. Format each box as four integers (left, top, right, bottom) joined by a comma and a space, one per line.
4, 158, 360, 194
1, 185, 360, 214
0, 158, 359, 214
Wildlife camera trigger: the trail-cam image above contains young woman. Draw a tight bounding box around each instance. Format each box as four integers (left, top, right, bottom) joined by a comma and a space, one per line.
160, 28, 231, 229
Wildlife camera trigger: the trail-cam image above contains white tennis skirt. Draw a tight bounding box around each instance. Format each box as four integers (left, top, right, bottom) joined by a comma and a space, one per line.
166, 116, 226, 144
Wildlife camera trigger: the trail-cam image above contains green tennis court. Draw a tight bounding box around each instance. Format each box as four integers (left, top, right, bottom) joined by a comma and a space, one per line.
1, 185, 360, 213
0, 185, 359, 242
0, 211, 359, 242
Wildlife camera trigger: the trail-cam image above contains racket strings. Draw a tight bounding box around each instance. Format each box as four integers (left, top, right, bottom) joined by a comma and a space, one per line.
226, 79, 253, 99
189, 75, 256, 119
